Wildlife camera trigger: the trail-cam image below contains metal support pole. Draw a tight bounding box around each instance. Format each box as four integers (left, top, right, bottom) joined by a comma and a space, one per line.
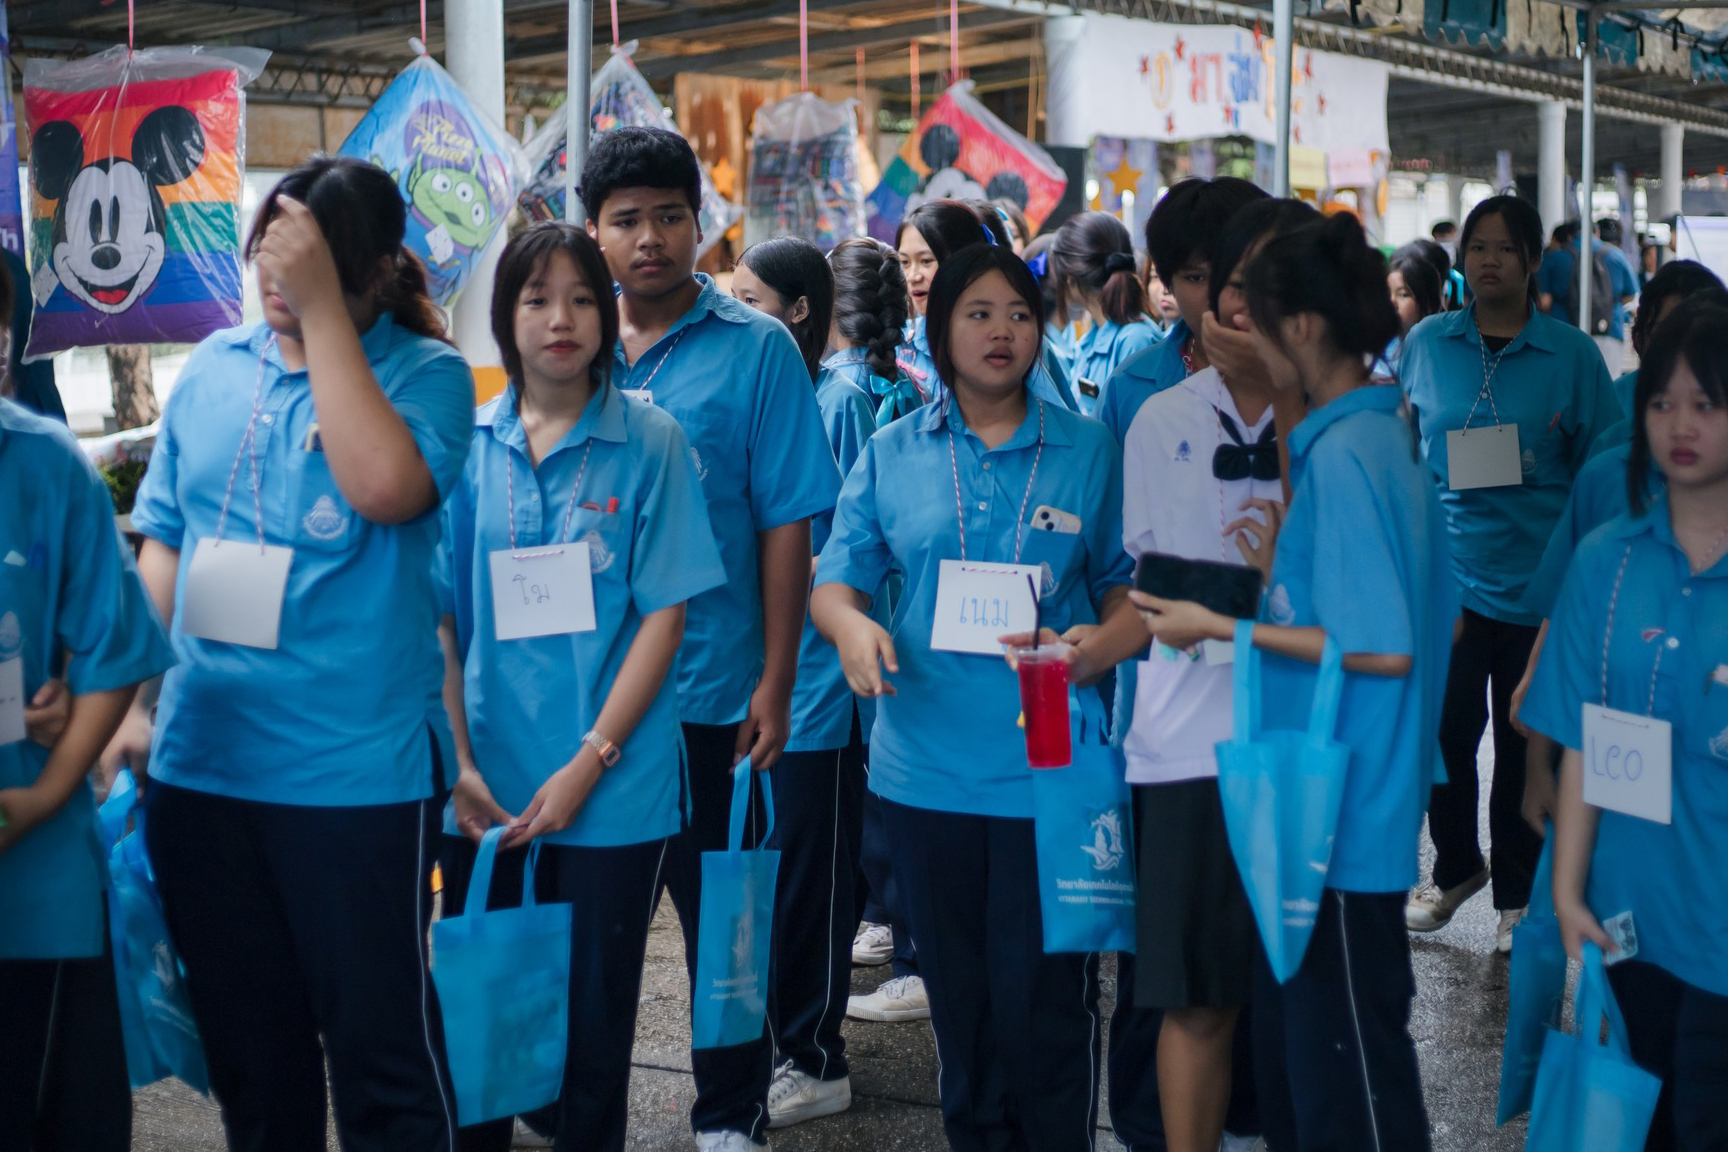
1538, 101, 1566, 233
1656, 122, 1684, 227
1272, 0, 1293, 197
447, 0, 507, 371
1578, 7, 1597, 339
567, 0, 593, 225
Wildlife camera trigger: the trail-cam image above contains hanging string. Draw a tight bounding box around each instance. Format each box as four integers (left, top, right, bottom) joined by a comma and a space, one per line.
910, 41, 920, 122
856, 47, 866, 104
128, 0, 135, 53
800, 0, 809, 91
949, 0, 960, 84
419, 0, 427, 51
611, 0, 620, 47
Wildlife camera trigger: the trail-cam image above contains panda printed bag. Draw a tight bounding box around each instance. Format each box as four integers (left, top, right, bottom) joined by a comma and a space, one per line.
337, 50, 523, 306
23, 45, 267, 359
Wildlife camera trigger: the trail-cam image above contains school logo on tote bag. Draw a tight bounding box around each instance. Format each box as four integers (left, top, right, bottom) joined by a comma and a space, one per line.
1079, 808, 1127, 872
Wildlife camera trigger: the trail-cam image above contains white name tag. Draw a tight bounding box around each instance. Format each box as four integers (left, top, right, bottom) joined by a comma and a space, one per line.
1446, 425, 1522, 490
620, 389, 653, 404
489, 544, 597, 641
930, 559, 1041, 655
0, 656, 24, 746
1202, 638, 1236, 666
181, 538, 293, 650
1582, 703, 1672, 824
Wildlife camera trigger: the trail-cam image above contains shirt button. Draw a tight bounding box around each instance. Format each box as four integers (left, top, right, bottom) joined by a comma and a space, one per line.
976, 501, 988, 511
531, 493, 540, 503
1666, 637, 1680, 649
1682, 587, 1693, 597
982, 461, 993, 470
260, 413, 275, 426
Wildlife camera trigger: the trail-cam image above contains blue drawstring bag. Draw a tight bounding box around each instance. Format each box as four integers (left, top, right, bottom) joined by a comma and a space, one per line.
430, 827, 571, 1126
1214, 620, 1349, 983
97, 770, 210, 1094
1497, 833, 1568, 1124
692, 760, 781, 1049
1526, 942, 1661, 1152
1031, 690, 1136, 954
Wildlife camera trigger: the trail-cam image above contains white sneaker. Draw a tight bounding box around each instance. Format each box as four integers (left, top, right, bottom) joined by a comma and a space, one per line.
1496, 908, 1526, 954
767, 1060, 852, 1127
852, 921, 893, 966
846, 973, 930, 1022
694, 1131, 761, 1151
1405, 866, 1490, 932
1220, 1133, 1265, 1151
512, 1118, 554, 1149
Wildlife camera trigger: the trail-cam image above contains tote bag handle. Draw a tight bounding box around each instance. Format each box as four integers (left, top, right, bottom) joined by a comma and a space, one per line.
1575, 942, 1636, 1058
1229, 618, 1346, 748
726, 756, 776, 854
462, 826, 544, 916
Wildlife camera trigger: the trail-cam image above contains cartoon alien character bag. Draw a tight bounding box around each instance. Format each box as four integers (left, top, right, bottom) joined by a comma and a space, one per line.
338, 48, 523, 305
23, 45, 268, 359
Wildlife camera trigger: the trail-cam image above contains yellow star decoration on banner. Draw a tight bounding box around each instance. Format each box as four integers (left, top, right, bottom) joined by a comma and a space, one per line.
710, 156, 738, 199
1104, 157, 1143, 201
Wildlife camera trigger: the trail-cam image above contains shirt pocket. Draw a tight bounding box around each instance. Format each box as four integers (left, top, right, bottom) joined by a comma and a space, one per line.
1019, 523, 1084, 605
290, 452, 360, 553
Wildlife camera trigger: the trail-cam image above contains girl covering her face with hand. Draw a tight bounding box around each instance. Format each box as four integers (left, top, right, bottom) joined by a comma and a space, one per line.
434, 221, 724, 1151
128, 155, 478, 1148
811, 245, 1137, 1149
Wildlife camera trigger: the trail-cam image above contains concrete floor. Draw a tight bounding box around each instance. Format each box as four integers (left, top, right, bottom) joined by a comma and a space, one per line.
132, 734, 1532, 1151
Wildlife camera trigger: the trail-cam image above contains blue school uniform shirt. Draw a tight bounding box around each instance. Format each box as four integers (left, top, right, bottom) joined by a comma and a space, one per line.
815, 395, 1133, 819
1400, 305, 1620, 626
1096, 318, 1185, 445
1537, 241, 1638, 341
436, 383, 725, 846
0, 400, 173, 959
1524, 499, 1728, 997
131, 316, 474, 805
898, 316, 1078, 413
611, 275, 839, 727
787, 352, 882, 753
1258, 385, 1457, 894
1613, 369, 1639, 420
1521, 442, 1663, 619
1071, 318, 1161, 418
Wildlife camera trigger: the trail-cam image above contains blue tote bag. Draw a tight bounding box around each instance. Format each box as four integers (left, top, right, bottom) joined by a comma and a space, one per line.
693, 759, 781, 1050
430, 826, 572, 1126
97, 770, 210, 1094
1031, 690, 1136, 954
1497, 833, 1568, 1124
1214, 620, 1349, 983
1526, 942, 1661, 1152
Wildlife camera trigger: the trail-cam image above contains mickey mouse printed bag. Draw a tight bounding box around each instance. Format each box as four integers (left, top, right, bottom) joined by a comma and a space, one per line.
23, 46, 267, 359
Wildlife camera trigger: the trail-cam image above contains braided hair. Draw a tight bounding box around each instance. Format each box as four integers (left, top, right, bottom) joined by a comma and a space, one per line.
828, 237, 909, 382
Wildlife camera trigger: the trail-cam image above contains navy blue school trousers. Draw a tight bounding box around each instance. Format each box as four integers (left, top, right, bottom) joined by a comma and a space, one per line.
658, 722, 776, 1140
859, 787, 918, 977
1253, 889, 1431, 1152
1606, 959, 1728, 1152
879, 795, 1102, 1152
144, 781, 458, 1152
769, 729, 866, 1082
439, 833, 668, 1152
0, 923, 130, 1152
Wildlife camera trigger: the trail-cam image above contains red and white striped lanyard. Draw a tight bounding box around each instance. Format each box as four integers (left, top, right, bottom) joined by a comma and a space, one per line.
213, 340, 275, 551
1600, 544, 1661, 716
947, 397, 1045, 563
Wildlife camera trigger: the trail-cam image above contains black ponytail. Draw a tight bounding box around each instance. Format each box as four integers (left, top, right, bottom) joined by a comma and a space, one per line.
1052, 210, 1146, 327
1246, 212, 1400, 363
829, 237, 909, 382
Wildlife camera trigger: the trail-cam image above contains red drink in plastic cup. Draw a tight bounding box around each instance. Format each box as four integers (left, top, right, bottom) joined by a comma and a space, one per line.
1016, 644, 1072, 769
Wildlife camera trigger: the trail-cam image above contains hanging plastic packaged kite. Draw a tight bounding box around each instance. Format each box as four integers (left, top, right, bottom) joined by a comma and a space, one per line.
865, 80, 1066, 244
337, 48, 524, 306
23, 45, 268, 359
744, 93, 865, 252
518, 43, 739, 258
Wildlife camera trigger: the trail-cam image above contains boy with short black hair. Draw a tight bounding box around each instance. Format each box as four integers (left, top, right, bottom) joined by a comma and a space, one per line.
582, 125, 840, 1152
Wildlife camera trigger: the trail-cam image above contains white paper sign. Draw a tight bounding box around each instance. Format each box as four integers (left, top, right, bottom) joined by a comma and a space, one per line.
181, 538, 294, 650
1582, 703, 1673, 824
0, 657, 24, 746
1446, 425, 1523, 491
489, 544, 597, 641
930, 559, 1041, 655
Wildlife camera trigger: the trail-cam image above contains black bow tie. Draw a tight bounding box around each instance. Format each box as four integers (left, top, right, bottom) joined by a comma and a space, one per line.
1213, 408, 1279, 482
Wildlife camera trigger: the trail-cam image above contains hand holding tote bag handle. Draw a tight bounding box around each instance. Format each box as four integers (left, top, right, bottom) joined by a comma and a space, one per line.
1497, 832, 1568, 1124
1031, 689, 1136, 954
1214, 618, 1349, 983
693, 758, 782, 1049
1525, 942, 1661, 1152
98, 769, 211, 1094
431, 826, 571, 1125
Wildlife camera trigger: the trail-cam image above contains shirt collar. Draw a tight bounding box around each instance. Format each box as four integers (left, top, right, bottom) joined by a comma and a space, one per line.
489, 379, 628, 457
611, 273, 747, 367
1436, 302, 1557, 356
1605, 492, 1728, 579
1287, 383, 1405, 463
915, 393, 1073, 449
1117, 318, 1184, 382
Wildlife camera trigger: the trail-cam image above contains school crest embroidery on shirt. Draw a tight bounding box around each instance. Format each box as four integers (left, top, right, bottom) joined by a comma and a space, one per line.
1039, 561, 1058, 598
1520, 449, 1537, 477
689, 445, 708, 483
1269, 584, 1295, 625
1709, 724, 1728, 763
1175, 440, 1192, 463
1080, 808, 1127, 872
301, 495, 349, 541
0, 611, 19, 658
581, 530, 615, 574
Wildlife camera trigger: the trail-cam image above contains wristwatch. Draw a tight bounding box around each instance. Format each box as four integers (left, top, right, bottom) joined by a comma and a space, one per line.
582, 730, 621, 768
